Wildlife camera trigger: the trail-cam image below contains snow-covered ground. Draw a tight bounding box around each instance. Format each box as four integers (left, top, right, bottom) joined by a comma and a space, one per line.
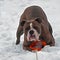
0, 0, 60, 60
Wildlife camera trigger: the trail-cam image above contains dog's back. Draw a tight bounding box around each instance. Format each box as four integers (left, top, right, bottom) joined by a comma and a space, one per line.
20, 6, 48, 23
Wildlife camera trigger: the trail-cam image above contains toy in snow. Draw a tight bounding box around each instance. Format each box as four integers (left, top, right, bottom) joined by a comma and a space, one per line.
29, 40, 46, 51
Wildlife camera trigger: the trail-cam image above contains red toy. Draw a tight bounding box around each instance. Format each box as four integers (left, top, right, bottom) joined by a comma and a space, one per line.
29, 40, 46, 51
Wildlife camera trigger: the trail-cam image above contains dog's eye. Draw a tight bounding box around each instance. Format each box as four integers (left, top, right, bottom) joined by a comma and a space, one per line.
20, 21, 26, 26
26, 27, 30, 30
33, 26, 37, 29
33, 26, 40, 33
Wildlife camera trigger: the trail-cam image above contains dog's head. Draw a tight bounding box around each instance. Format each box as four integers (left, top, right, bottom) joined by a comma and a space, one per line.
20, 18, 42, 41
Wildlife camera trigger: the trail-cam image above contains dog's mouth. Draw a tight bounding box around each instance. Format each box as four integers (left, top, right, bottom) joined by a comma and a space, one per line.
29, 34, 36, 41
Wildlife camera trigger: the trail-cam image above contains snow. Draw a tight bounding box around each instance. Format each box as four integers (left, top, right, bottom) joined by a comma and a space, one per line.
0, 0, 60, 60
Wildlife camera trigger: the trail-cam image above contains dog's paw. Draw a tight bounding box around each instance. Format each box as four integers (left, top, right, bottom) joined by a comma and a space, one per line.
16, 40, 20, 45
23, 47, 32, 52
50, 43, 55, 46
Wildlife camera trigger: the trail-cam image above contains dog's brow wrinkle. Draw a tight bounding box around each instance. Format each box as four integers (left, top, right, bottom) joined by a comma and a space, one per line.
27, 20, 30, 22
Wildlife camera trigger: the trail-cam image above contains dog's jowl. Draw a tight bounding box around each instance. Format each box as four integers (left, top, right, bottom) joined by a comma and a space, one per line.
16, 6, 55, 51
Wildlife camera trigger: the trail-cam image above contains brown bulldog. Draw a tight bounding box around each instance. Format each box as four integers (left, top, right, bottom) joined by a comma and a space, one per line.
16, 6, 55, 51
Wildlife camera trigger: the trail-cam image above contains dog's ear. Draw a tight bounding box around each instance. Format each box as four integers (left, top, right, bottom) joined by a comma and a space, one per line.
35, 17, 42, 23
20, 21, 26, 26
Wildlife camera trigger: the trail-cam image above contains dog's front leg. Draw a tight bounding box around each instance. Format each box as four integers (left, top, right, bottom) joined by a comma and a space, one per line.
16, 24, 23, 45
41, 23, 55, 46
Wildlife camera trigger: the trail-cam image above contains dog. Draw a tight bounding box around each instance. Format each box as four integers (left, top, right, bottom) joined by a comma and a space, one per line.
16, 6, 55, 51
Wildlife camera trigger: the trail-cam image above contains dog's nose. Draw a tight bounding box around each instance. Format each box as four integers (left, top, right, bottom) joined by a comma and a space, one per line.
29, 30, 34, 35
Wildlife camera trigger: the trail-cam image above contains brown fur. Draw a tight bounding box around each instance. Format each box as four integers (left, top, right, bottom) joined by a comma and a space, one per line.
16, 6, 55, 51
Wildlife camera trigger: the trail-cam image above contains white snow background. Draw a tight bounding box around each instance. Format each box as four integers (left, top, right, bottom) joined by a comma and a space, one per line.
0, 0, 60, 60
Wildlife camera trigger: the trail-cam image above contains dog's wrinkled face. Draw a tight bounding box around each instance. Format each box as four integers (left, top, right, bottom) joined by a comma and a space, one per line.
26, 22, 41, 41
21, 18, 42, 41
